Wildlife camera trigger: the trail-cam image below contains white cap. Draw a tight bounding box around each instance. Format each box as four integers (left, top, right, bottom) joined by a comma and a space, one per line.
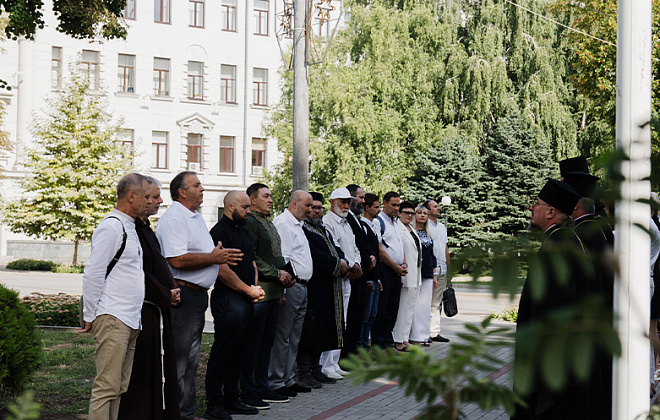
330, 187, 352, 200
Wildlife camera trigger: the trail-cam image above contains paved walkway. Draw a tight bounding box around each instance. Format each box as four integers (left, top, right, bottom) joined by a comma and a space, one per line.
0, 268, 519, 419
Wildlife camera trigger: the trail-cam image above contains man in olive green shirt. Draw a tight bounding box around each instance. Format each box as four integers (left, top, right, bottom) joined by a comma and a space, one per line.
240, 183, 295, 409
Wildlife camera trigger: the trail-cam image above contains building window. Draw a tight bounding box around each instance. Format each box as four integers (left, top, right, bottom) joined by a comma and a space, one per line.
187, 134, 202, 166
187, 61, 204, 100
81, 50, 100, 90
221, 65, 236, 104
51, 47, 63, 90
122, 0, 136, 19
152, 131, 168, 169
222, 0, 237, 31
254, 0, 269, 36
219, 136, 234, 172
314, 17, 329, 42
189, 0, 204, 27
251, 138, 266, 174
117, 54, 136, 93
252, 68, 268, 106
155, 0, 170, 23
118, 129, 134, 148
153, 58, 170, 96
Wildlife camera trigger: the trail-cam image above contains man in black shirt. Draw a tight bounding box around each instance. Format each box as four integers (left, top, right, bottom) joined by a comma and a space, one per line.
204, 191, 265, 420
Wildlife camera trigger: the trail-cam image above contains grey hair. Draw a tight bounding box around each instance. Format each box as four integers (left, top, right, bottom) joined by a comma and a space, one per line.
144, 176, 162, 187
117, 173, 147, 199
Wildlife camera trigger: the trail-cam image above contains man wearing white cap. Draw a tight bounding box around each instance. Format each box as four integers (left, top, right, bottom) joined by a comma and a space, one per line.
321, 187, 362, 379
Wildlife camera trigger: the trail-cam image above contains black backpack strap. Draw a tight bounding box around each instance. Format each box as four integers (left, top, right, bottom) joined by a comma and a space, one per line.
105, 216, 127, 278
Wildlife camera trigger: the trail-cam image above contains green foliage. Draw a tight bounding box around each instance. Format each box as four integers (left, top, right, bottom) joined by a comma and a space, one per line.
0, 284, 41, 404
20, 293, 81, 327
4, 391, 41, 420
6, 259, 57, 271
2, 60, 133, 265
490, 305, 519, 323
1, 0, 128, 40
342, 317, 522, 420
51, 264, 85, 274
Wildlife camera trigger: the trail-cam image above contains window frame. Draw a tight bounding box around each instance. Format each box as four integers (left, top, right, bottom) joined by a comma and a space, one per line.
254, 0, 269, 36
155, 0, 171, 24
117, 54, 136, 93
252, 68, 268, 106
81, 50, 100, 90
219, 136, 235, 173
189, 0, 205, 28
153, 57, 170, 97
51, 46, 63, 90
220, 64, 237, 104
221, 0, 237, 31
187, 61, 204, 100
186, 134, 203, 166
251, 138, 267, 172
152, 131, 169, 169
122, 0, 136, 19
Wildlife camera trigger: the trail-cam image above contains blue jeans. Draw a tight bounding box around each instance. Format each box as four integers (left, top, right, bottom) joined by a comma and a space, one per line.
170, 285, 208, 420
359, 284, 380, 349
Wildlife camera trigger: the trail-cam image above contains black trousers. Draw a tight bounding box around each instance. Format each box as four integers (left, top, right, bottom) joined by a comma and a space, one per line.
206, 289, 252, 407
370, 264, 401, 347
342, 279, 369, 356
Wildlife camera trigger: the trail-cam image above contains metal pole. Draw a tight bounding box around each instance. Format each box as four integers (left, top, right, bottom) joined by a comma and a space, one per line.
292, 0, 309, 191
613, 1, 652, 418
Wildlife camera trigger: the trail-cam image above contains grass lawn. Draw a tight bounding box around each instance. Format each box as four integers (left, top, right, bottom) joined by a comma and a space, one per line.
28, 329, 214, 419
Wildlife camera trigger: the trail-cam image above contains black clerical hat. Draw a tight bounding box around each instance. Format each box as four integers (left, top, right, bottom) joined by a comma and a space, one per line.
310, 192, 324, 202
559, 156, 590, 177
562, 172, 599, 198
538, 179, 581, 215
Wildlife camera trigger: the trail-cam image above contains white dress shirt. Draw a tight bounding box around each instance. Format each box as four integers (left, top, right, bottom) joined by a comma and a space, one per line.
323, 210, 360, 267
82, 209, 145, 330
429, 219, 448, 276
378, 212, 404, 265
273, 209, 313, 280
156, 201, 219, 289
362, 217, 382, 243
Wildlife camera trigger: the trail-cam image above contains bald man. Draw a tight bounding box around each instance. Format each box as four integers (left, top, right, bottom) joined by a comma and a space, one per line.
269, 191, 315, 397
205, 191, 265, 420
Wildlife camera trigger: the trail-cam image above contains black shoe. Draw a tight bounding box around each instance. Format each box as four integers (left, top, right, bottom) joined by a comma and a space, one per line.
313, 372, 337, 384
203, 405, 233, 420
241, 395, 270, 410
431, 334, 450, 343
258, 389, 290, 403
298, 376, 322, 389
288, 383, 312, 393
224, 400, 259, 415
274, 386, 298, 397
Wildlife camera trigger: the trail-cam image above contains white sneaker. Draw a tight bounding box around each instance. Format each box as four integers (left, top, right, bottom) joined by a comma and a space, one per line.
324, 370, 343, 380
335, 368, 349, 376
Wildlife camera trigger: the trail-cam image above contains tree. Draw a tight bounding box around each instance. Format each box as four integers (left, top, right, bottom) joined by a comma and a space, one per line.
1, 0, 128, 40
2, 62, 133, 265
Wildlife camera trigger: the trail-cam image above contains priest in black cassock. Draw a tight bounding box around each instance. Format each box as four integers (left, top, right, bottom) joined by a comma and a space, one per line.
118, 178, 181, 420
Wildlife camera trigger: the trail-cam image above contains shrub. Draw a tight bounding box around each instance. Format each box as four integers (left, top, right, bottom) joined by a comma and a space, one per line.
0, 284, 41, 404
20, 293, 81, 327
51, 264, 85, 274
6, 259, 57, 271
490, 305, 519, 322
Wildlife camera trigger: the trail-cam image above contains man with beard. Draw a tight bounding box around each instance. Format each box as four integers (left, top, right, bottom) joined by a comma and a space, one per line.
343, 184, 378, 356
513, 179, 594, 420
118, 177, 181, 420
296, 192, 349, 388
204, 191, 265, 420
321, 188, 362, 379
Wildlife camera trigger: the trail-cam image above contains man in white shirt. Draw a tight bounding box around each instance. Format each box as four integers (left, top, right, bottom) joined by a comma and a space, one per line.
269, 191, 314, 397
426, 200, 451, 343
321, 187, 362, 378
372, 191, 406, 348
156, 171, 243, 420
81, 173, 152, 420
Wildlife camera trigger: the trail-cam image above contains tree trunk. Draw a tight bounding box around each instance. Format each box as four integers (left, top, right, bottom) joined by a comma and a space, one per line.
72, 239, 79, 266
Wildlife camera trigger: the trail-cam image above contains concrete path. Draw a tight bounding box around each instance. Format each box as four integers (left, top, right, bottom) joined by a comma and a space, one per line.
0, 268, 519, 419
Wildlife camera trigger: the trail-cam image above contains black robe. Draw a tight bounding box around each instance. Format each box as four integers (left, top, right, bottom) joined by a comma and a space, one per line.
513, 224, 594, 420
118, 218, 180, 420
302, 221, 346, 352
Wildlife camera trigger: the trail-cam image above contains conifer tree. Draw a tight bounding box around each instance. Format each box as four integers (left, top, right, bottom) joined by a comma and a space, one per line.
2, 62, 132, 264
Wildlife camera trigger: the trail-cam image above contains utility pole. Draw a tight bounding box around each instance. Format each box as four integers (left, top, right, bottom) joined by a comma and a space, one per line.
613, 1, 652, 418
292, 0, 309, 191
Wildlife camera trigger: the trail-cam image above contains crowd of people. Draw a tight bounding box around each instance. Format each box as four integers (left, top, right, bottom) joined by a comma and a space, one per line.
80, 172, 451, 420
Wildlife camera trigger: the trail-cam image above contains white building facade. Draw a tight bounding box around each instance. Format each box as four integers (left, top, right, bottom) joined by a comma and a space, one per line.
0, 0, 302, 260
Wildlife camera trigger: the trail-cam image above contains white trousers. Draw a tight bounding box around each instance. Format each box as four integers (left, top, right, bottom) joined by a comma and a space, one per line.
410, 278, 434, 342
320, 278, 351, 374
392, 286, 418, 344
430, 274, 447, 336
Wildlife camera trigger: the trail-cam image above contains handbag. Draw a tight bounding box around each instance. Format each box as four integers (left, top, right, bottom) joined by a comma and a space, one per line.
442, 281, 458, 317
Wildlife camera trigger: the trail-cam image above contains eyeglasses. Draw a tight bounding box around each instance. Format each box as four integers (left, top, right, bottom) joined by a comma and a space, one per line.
400, 211, 415, 216
531, 199, 551, 209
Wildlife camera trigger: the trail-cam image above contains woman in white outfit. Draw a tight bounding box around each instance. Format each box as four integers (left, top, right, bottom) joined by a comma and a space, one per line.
392, 201, 421, 352
409, 204, 437, 346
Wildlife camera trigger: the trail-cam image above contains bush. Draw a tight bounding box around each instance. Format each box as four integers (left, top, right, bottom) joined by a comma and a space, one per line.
51, 264, 85, 274
20, 293, 81, 327
6, 259, 57, 271
0, 284, 41, 404
490, 305, 518, 322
